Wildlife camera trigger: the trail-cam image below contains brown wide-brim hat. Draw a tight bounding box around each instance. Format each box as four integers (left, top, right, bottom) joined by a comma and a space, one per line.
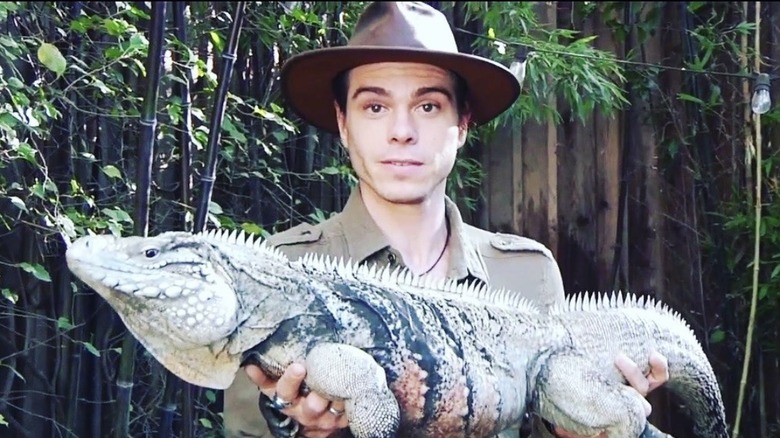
280, 1, 521, 134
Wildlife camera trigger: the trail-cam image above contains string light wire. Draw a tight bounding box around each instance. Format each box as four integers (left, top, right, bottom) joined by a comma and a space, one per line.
455, 27, 777, 82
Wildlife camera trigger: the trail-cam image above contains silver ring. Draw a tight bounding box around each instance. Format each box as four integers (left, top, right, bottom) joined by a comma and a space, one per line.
328, 406, 345, 417
268, 393, 294, 411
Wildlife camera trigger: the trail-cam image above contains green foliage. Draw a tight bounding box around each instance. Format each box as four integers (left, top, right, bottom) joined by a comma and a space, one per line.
459, 1, 628, 128
718, 149, 780, 352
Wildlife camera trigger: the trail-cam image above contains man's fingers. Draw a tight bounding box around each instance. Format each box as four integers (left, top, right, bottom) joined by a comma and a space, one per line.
615, 353, 650, 396
275, 363, 307, 403
245, 364, 275, 394
642, 396, 652, 417
647, 351, 670, 391
301, 391, 330, 418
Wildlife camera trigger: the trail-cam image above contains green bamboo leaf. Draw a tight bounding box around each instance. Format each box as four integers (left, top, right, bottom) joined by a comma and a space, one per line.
0, 412, 7, 426
209, 30, 225, 52
57, 316, 74, 330
758, 284, 770, 300
16, 143, 37, 164
208, 201, 223, 215
677, 93, 705, 105
37, 42, 67, 77
19, 262, 51, 282
2, 288, 18, 305
240, 222, 264, 236
199, 418, 213, 429
709, 329, 725, 343
8, 196, 27, 213
102, 165, 123, 179
82, 341, 101, 357
7, 77, 24, 89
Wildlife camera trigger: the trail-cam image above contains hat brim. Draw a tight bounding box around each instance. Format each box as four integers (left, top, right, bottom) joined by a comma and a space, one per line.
280, 46, 521, 134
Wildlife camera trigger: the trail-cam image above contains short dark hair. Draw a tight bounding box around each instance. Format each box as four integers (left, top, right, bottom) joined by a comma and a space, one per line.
331, 68, 471, 121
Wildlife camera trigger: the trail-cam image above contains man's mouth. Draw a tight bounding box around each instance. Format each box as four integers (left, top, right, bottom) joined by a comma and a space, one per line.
381, 159, 423, 166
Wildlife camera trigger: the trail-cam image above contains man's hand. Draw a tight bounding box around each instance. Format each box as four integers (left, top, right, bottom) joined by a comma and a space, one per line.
551, 351, 670, 438
247, 363, 350, 438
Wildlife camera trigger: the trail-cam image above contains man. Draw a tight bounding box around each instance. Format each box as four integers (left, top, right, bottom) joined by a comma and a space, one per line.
224, 2, 669, 437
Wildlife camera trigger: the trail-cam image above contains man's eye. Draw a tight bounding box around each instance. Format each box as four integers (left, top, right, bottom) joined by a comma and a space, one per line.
369, 104, 383, 113
421, 103, 438, 112
144, 248, 160, 258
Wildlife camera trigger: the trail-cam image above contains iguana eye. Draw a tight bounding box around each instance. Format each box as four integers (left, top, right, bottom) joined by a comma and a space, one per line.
144, 248, 160, 258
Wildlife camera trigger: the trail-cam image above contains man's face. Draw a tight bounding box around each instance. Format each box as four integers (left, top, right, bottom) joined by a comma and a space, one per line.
335, 62, 469, 205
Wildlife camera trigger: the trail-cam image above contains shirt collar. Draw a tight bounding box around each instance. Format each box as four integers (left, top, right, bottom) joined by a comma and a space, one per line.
338, 187, 489, 284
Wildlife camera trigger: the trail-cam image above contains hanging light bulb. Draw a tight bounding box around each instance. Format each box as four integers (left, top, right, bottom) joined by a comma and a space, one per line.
751, 73, 771, 115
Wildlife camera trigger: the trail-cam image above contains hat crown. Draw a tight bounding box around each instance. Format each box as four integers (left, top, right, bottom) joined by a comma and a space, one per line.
348, 2, 458, 52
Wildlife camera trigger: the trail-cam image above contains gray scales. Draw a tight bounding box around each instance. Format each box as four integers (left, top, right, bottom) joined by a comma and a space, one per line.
65, 229, 728, 438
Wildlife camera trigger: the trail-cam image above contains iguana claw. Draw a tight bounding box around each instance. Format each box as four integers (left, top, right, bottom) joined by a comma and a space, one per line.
259, 392, 301, 438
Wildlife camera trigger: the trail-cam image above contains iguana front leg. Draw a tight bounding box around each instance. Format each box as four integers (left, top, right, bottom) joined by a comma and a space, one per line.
303, 342, 400, 438
533, 352, 672, 438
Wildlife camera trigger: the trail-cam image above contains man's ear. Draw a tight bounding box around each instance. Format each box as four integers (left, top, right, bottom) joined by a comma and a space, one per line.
335, 101, 348, 149
457, 112, 472, 148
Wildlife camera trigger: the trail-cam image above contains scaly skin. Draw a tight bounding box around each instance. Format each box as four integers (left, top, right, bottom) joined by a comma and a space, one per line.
65, 229, 728, 438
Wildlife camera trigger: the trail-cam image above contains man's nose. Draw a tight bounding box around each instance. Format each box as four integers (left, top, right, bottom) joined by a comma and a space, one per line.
389, 110, 417, 145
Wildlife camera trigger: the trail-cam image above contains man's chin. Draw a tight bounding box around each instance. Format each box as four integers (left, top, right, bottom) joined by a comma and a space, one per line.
376, 190, 427, 205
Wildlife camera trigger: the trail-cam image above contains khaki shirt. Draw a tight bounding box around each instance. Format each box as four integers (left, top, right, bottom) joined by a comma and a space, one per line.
223, 189, 564, 438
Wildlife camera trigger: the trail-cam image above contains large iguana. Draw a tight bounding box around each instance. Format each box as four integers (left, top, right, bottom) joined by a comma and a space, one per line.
64, 229, 728, 438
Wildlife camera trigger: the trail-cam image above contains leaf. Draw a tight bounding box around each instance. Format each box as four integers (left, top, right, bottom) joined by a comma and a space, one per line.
37, 43, 67, 77
209, 30, 225, 53
7, 77, 24, 89
82, 342, 101, 357
318, 166, 340, 175
676, 93, 705, 106
8, 196, 27, 213
19, 262, 51, 282
2, 288, 18, 305
16, 143, 37, 164
240, 222, 264, 236
0, 412, 7, 426
199, 418, 213, 429
709, 329, 725, 344
208, 201, 223, 215
101, 165, 123, 179
759, 284, 770, 301
57, 317, 74, 331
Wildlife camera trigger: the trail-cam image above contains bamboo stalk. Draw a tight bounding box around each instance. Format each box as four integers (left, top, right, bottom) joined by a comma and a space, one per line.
732, 3, 762, 436
61, 1, 84, 433
174, 1, 194, 230
741, 1, 752, 199
114, 3, 168, 438
155, 4, 196, 436
193, 1, 247, 232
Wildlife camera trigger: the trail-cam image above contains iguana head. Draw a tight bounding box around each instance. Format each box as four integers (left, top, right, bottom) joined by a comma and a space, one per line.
66, 231, 244, 389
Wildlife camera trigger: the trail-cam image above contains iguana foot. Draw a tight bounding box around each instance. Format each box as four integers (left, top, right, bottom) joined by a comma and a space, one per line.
534, 352, 649, 437
304, 342, 400, 438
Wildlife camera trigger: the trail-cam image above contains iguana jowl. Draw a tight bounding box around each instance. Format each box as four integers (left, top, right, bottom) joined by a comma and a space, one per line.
65, 229, 728, 438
